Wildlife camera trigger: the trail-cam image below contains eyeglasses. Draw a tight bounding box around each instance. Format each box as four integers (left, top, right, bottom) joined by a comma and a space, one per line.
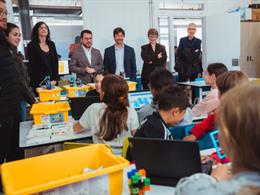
0, 11, 8, 17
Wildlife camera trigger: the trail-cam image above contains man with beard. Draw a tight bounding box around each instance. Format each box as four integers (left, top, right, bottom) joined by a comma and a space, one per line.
104, 27, 136, 81
69, 29, 103, 84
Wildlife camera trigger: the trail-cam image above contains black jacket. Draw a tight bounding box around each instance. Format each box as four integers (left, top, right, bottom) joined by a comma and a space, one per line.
10, 49, 35, 105
175, 37, 203, 77
27, 40, 59, 90
104, 44, 136, 81
0, 31, 20, 117
141, 43, 167, 79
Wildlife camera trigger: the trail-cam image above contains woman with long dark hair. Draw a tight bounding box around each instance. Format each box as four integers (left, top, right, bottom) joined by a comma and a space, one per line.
74, 75, 139, 155
5, 22, 35, 121
27, 21, 59, 91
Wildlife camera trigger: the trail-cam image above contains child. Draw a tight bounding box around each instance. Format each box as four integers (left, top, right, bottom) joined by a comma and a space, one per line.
192, 63, 228, 117
86, 71, 109, 97
74, 75, 139, 155
183, 71, 248, 141
134, 85, 189, 139
138, 68, 192, 125
176, 83, 260, 195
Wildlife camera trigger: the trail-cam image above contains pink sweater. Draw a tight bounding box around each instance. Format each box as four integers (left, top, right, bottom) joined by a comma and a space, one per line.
192, 88, 219, 117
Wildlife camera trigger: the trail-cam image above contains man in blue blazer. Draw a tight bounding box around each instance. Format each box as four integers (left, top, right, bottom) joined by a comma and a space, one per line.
104, 27, 137, 81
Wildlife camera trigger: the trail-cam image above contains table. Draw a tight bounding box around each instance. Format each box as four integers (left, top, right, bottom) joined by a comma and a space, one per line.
19, 120, 92, 148
177, 81, 210, 102
192, 114, 207, 122
148, 148, 216, 194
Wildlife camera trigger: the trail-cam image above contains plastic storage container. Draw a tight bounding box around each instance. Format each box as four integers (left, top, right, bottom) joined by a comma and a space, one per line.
63, 84, 89, 98
128, 81, 137, 91
87, 83, 96, 91
30, 101, 70, 125
1, 144, 129, 195
36, 87, 62, 102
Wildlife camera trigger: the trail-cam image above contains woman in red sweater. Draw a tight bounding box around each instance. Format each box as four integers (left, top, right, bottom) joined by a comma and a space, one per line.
183, 71, 248, 141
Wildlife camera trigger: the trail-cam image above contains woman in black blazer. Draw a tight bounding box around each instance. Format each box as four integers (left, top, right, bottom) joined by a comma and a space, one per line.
141, 28, 167, 90
27, 21, 59, 91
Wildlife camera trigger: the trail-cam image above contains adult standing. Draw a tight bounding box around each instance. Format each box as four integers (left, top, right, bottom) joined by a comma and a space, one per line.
69, 29, 103, 84
175, 23, 202, 82
0, 0, 23, 166
141, 28, 167, 90
5, 22, 36, 121
27, 21, 59, 91
104, 27, 137, 81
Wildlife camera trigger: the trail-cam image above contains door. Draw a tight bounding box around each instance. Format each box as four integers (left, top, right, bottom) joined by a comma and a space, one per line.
240, 22, 250, 76
248, 22, 260, 77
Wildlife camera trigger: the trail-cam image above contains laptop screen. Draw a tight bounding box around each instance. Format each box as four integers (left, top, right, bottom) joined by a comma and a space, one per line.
128, 91, 153, 110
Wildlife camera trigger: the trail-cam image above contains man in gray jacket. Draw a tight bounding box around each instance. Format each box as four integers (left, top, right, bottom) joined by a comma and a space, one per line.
69, 29, 103, 84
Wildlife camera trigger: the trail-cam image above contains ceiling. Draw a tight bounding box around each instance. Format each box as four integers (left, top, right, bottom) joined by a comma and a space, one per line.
12, 0, 82, 17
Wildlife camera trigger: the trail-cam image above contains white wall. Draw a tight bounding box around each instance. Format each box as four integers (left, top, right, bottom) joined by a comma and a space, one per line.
153, 0, 246, 71
82, 0, 151, 73
82, 0, 249, 72
49, 25, 83, 59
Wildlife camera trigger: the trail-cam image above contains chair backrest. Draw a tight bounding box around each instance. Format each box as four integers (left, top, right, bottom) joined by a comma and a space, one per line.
122, 137, 130, 158
185, 125, 215, 150
169, 124, 194, 140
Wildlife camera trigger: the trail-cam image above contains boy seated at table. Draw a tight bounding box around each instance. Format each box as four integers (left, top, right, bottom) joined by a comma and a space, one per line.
138, 68, 192, 125
192, 63, 228, 117
134, 85, 189, 139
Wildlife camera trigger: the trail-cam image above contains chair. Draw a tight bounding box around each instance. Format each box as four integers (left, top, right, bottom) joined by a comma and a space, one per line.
122, 137, 130, 159
185, 125, 215, 150
169, 124, 194, 140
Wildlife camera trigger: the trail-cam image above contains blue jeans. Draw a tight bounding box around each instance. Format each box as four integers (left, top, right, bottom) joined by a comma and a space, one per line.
19, 101, 27, 121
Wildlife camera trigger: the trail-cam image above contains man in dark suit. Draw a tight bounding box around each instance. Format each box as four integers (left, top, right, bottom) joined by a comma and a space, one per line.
69, 29, 103, 84
103, 27, 136, 81
175, 23, 202, 82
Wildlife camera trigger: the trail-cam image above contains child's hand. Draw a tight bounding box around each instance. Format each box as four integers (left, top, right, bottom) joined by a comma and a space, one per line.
211, 164, 232, 181
201, 155, 213, 164
183, 134, 196, 141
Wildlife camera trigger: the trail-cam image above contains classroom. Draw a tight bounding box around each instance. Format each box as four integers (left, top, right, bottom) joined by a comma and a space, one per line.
0, 0, 260, 194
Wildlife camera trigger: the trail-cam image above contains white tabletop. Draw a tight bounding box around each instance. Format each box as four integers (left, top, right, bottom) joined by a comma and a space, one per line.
19, 120, 92, 148
177, 81, 210, 87
192, 114, 207, 122
148, 185, 175, 195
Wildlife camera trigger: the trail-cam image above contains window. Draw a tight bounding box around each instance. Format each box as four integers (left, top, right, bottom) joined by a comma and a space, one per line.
159, 2, 204, 11
158, 17, 170, 62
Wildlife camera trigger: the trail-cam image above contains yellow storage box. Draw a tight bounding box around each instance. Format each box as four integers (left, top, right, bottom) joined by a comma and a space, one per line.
128, 81, 137, 91
63, 84, 89, 98
87, 83, 96, 91
36, 87, 62, 102
1, 144, 129, 195
30, 102, 70, 125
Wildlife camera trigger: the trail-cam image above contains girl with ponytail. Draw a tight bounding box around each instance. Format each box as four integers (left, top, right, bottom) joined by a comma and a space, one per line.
74, 75, 139, 155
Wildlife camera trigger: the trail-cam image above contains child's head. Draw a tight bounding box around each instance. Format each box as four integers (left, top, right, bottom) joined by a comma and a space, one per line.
94, 71, 109, 93
217, 83, 260, 172
216, 71, 248, 97
98, 75, 129, 141
205, 63, 228, 86
158, 86, 189, 126
149, 68, 175, 103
